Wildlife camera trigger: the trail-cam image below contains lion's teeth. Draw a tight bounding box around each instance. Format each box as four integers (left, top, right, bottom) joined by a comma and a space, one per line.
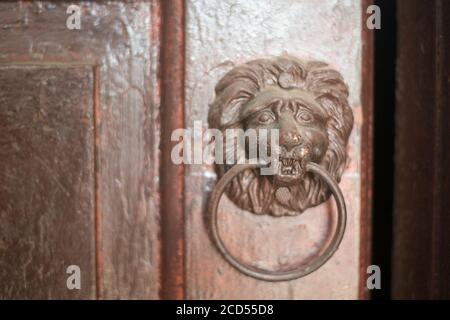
279, 158, 305, 176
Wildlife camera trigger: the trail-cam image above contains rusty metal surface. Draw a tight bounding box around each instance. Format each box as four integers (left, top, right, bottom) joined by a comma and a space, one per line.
0, 66, 96, 299
160, 0, 185, 300
0, 1, 160, 299
185, 0, 363, 299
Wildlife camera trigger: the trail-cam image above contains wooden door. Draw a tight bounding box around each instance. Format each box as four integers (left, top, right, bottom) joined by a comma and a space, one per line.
0, 0, 373, 299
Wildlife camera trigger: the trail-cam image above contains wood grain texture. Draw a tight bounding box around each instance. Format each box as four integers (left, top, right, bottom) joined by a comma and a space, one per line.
185, 0, 364, 299
393, 0, 450, 299
0, 66, 96, 299
0, 1, 160, 299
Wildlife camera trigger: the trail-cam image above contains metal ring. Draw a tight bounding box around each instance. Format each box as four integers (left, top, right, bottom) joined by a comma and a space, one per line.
208, 162, 347, 281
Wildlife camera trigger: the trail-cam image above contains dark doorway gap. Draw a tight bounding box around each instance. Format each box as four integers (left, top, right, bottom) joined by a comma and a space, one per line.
371, 0, 397, 300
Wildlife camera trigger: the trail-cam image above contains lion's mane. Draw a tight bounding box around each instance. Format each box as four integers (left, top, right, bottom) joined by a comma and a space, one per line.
208, 56, 353, 216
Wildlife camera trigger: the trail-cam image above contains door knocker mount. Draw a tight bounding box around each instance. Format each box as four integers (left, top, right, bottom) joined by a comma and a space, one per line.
207, 56, 354, 281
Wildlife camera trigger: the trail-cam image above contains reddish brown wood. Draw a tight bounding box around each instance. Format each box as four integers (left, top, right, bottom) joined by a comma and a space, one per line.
359, 0, 374, 300
0, 65, 96, 299
393, 0, 450, 299
160, 0, 185, 300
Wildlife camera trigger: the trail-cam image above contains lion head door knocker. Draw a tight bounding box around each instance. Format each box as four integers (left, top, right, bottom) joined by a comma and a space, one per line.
207, 56, 354, 281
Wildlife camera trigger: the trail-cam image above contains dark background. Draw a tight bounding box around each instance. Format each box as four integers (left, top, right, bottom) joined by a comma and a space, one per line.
372, 0, 396, 300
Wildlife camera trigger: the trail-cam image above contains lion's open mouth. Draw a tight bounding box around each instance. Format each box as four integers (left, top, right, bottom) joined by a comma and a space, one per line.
279, 157, 303, 176
274, 156, 308, 186
273, 143, 313, 186
277, 145, 311, 177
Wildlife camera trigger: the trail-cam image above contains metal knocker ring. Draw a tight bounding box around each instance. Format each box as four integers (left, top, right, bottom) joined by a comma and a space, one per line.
208, 161, 347, 282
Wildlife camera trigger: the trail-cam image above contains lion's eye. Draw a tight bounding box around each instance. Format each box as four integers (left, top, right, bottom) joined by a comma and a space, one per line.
297, 111, 313, 123
257, 111, 275, 124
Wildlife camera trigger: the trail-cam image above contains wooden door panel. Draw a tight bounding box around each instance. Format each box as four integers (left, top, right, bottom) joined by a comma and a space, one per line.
0, 66, 96, 299
0, 1, 160, 299
184, 0, 369, 299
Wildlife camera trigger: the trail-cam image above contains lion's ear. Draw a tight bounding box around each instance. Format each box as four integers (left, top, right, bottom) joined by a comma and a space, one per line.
220, 94, 252, 127
316, 94, 342, 121
209, 82, 254, 128
316, 94, 353, 136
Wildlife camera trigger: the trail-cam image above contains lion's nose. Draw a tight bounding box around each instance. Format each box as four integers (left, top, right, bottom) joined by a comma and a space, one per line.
280, 131, 303, 152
